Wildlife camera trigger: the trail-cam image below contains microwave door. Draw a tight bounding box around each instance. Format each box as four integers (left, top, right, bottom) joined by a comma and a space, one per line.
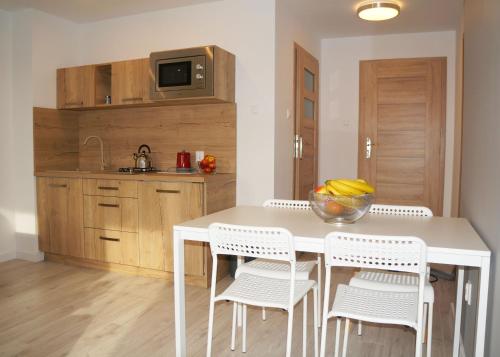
156, 56, 206, 91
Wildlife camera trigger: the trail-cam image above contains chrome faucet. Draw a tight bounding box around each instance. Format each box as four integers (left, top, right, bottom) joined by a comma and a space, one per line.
83, 135, 106, 171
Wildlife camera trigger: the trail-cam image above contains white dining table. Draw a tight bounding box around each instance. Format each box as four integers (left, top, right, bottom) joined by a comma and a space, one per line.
172, 206, 491, 357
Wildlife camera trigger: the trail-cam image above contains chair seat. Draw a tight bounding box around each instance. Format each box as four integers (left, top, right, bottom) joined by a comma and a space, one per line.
349, 270, 434, 303
235, 258, 316, 280
331, 284, 419, 329
215, 273, 316, 309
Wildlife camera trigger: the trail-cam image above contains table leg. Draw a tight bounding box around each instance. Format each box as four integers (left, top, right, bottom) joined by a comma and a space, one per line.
174, 231, 186, 357
453, 266, 464, 357
474, 257, 491, 357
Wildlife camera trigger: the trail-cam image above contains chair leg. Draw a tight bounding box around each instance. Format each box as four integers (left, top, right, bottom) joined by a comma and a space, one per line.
286, 307, 295, 357
342, 318, 350, 357
242, 304, 247, 353
422, 303, 428, 344
262, 307, 267, 321
427, 303, 434, 357
320, 268, 332, 357
317, 255, 322, 327
231, 302, 237, 351
334, 318, 341, 357
303, 295, 308, 357
357, 321, 362, 336
206, 297, 216, 357
313, 286, 319, 357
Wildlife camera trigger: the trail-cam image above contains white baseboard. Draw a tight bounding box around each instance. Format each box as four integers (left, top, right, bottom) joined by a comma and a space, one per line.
0, 251, 16, 262
16, 250, 44, 262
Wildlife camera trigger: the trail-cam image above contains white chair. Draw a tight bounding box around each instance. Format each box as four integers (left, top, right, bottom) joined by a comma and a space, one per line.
350, 204, 434, 356
235, 199, 322, 325
207, 223, 319, 357
320, 232, 428, 357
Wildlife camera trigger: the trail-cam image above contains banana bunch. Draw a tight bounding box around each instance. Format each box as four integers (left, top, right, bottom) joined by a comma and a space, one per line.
325, 179, 374, 196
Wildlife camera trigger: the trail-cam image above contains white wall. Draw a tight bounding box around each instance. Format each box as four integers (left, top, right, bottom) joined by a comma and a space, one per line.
10, 10, 82, 260
460, 0, 500, 354
274, 0, 321, 199
0, 10, 16, 262
319, 31, 456, 216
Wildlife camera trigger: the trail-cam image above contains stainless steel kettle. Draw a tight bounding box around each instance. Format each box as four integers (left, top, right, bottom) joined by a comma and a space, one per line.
133, 144, 152, 169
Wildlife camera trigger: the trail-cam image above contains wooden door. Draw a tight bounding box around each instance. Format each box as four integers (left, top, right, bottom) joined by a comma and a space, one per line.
36, 177, 84, 257
294, 44, 319, 199
112, 59, 150, 105
138, 182, 204, 275
57, 65, 95, 108
358, 58, 446, 215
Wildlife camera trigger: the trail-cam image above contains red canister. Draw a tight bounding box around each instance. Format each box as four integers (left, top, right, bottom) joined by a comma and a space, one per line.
176, 150, 191, 169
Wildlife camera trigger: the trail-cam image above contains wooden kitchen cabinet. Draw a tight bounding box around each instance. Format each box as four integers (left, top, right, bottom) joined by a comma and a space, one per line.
84, 228, 139, 266
138, 181, 205, 275
36, 177, 84, 257
57, 65, 95, 109
83, 195, 138, 233
111, 59, 150, 105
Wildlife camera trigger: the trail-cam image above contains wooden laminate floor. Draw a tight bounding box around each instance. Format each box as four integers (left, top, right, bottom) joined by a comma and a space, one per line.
0, 259, 455, 357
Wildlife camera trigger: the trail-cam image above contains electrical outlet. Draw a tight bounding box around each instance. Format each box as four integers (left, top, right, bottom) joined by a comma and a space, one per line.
465, 280, 473, 306
195, 151, 205, 162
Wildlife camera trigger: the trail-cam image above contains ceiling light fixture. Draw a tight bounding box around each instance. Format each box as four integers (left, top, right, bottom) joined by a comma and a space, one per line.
357, 1, 400, 21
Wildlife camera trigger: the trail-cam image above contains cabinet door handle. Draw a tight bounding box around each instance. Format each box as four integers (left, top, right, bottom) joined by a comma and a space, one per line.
98, 186, 119, 191
65, 101, 84, 106
98, 203, 120, 208
49, 184, 67, 188
99, 236, 120, 242
156, 189, 181, 194
122, 97, 143, 102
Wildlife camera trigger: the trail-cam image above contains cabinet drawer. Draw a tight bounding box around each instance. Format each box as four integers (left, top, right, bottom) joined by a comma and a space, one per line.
83, 179, 138, 198
84, 228, 139, 266
83, 195, 138, 232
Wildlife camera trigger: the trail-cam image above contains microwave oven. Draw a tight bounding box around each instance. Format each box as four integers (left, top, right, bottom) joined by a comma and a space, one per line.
150, 46, 221, 100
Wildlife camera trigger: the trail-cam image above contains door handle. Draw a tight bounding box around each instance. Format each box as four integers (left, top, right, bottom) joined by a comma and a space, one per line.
366, 137, 375, 159
294, 134, 303, 159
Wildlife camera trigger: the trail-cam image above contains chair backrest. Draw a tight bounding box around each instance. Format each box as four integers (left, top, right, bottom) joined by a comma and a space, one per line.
369, 204, 433, 217
208, 223, 295, 262
263, 199, 311, 210
324, 232, 427, 275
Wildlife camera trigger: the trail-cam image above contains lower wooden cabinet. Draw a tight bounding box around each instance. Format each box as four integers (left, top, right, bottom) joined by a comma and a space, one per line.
138, 181, 205, 275
36, 175, 235, 287
84, 228, 139, 266
36, 177, 84, 257
83, 195, 138, 232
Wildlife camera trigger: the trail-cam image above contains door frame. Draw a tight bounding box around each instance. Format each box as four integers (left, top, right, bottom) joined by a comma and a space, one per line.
293, 43, 319, 199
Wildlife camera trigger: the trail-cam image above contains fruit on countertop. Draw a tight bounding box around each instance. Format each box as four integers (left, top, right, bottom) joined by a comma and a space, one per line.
199, 154, 216, 174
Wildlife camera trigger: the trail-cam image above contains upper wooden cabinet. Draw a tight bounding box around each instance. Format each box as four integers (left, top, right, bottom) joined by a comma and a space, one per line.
57, 65, 95, 109
36, 177, 84, 257
112, 59, 150, 105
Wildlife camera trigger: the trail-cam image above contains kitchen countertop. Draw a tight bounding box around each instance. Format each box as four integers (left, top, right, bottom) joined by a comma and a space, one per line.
35, 169, 235, 183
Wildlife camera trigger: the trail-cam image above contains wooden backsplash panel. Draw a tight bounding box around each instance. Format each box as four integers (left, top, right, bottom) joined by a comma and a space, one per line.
78, 103, 236, 173
33, 107, 79, 171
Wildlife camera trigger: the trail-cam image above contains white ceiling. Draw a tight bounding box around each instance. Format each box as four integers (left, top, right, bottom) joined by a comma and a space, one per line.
0, 0, 462, 37
0, 0, 221, 23
287, 0, 462, 38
